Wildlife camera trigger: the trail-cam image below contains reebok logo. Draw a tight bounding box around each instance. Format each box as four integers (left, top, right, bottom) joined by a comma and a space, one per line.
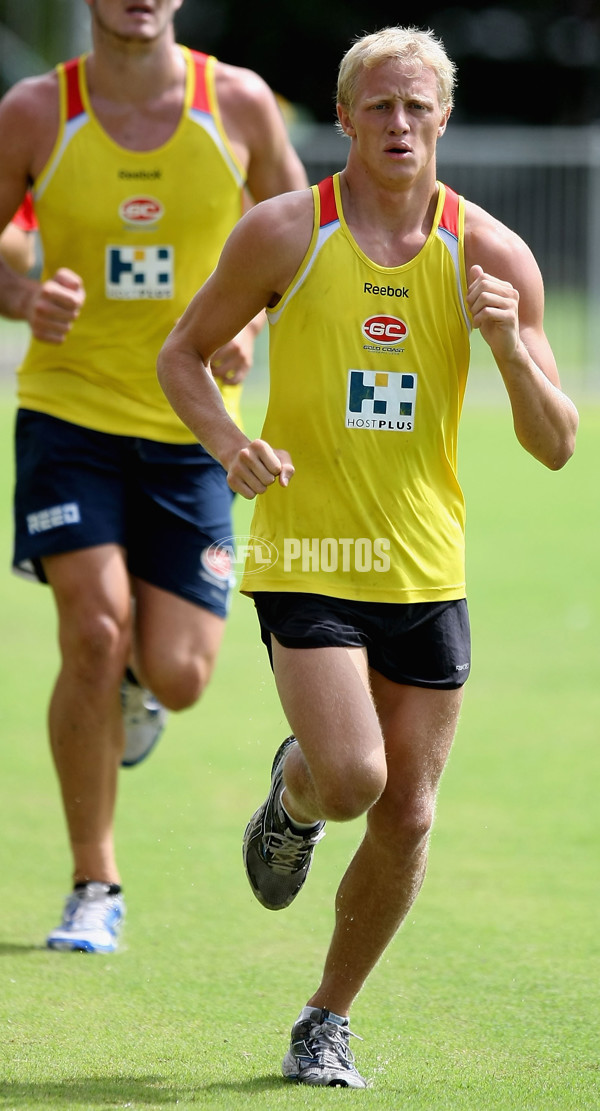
363, 282, 409, 298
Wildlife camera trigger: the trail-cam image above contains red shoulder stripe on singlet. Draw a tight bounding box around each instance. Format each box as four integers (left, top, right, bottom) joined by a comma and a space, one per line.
64, 58, 85, 121
318, 176, 338, 227
190, 50, 211, 113
12, 192, 36, 231
439, 184, 459, 237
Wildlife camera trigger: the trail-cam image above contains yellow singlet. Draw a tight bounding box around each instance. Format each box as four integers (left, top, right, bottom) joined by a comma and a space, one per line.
19, 47, 244, 441
240, 174, 472, 603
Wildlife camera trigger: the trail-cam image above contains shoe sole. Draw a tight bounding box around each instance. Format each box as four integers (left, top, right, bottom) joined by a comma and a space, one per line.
121, 710, 167, 767
46, 938, 118, 953
242, 806, 288, 910
282, 1059, 361, 1088
121, 727, 165, 767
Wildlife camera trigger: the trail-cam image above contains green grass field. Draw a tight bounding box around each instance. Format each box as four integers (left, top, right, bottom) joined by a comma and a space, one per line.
0, 376, 598, 1110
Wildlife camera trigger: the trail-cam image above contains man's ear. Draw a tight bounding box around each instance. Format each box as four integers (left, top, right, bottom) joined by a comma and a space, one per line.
337, 103, 356, 138
438, 106, 452, 138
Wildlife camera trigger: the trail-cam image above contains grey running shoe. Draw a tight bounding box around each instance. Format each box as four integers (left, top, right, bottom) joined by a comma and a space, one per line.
120, 671, 167, 767
46, 882, 125, 953
282, 1007, 367, 1088
243, 736, 325, 910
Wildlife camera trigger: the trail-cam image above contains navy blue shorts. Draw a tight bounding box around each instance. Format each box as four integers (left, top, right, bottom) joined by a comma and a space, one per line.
253, 591, 471, 689
13, 409, 235, 618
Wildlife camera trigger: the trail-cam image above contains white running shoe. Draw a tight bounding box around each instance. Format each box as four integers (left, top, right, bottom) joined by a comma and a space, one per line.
120, 671, 167, 767
282, 1007, 368, 1088
46, 882, 125, 953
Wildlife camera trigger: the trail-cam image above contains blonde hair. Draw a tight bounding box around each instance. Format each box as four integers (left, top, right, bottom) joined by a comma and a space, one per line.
337, 26, 456, 115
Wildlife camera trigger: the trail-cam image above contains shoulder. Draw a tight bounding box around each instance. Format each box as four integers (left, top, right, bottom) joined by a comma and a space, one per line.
221, 187, 315, 296
231, 187, 314, 251
213, 59, 277, 108
0, 70, 60, 175
212, 58, 286, 139
464, 198, 542, 288
0, 69, 59, 128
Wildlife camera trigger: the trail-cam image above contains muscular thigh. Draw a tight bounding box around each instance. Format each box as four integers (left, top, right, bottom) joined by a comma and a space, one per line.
132, 577, 226, 676
42, 544, 133, 656
371, 672, 463, 794
255, 591, 465, 788
270, 639, 382, 779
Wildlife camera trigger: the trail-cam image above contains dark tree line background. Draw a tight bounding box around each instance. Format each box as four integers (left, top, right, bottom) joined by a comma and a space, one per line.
0, 1, 599, 126
174, 0, 600, 126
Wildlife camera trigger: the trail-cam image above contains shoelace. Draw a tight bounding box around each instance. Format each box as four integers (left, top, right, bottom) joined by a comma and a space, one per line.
306, 1020, 362, 1069
264, 824, 325, 875
68, 893, 118, 931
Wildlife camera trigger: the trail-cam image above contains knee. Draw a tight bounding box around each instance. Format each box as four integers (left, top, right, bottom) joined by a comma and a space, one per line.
62, 611, 130, 680
142, 653, 214, 712
370, 791, 436, 856
398, 803, 435, 851
316, 752, 387, 822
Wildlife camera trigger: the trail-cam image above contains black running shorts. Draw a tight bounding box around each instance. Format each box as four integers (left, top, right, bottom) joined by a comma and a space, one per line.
253, 591, 471, 689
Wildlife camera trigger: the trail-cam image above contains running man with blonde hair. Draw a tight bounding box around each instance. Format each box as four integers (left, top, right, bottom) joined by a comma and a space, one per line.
158, 25, 578, 1087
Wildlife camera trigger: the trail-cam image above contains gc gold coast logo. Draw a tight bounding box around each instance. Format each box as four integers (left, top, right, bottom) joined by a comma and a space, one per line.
362, 315, 408, 346
119, 195, 164, 227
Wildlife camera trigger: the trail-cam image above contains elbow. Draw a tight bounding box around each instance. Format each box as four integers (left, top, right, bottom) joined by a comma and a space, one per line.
537, 424, 578, 471
156, 334, 179, 400
546, 453, 571, 472
518, 401, 579, 471
156, 339, 170, 392
549, 434, 577, 471
550, 407, 579, 470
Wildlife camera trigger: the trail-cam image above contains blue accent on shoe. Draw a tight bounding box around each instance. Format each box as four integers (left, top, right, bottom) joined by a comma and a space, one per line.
46, 882, 125, 953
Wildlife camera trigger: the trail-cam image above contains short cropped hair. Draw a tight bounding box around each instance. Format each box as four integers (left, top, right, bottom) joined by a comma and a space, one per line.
337, 26, 457, 115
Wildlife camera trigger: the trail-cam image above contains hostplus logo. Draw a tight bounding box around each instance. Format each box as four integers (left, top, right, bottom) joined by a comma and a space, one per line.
345, 369, 416, 431
105, 245, 173, 299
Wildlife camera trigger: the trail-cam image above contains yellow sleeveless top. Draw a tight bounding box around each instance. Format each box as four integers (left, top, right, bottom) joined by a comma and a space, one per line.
241, 174, 472, 602
19, 47, 244, 441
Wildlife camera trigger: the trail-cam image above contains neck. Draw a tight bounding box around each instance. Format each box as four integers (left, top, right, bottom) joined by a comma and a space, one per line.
337, 157, 441, 267
87, 18, 182, 101
340, 157, 439, 236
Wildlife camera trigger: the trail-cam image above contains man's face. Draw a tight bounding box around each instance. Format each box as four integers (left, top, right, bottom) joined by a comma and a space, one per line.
337, 59, 450, 187
85, 0, 184, 44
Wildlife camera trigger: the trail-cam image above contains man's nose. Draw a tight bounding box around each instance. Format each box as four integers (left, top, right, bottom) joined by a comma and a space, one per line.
388, 104, 408, 131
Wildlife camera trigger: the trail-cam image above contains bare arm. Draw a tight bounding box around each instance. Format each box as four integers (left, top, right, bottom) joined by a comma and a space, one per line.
158, 192, 312, 496
0, 222, 35, 274
0, 75, 85, 341
216, 63, 308, 203
206, 66, 307, 387
465, 205, 578, 470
